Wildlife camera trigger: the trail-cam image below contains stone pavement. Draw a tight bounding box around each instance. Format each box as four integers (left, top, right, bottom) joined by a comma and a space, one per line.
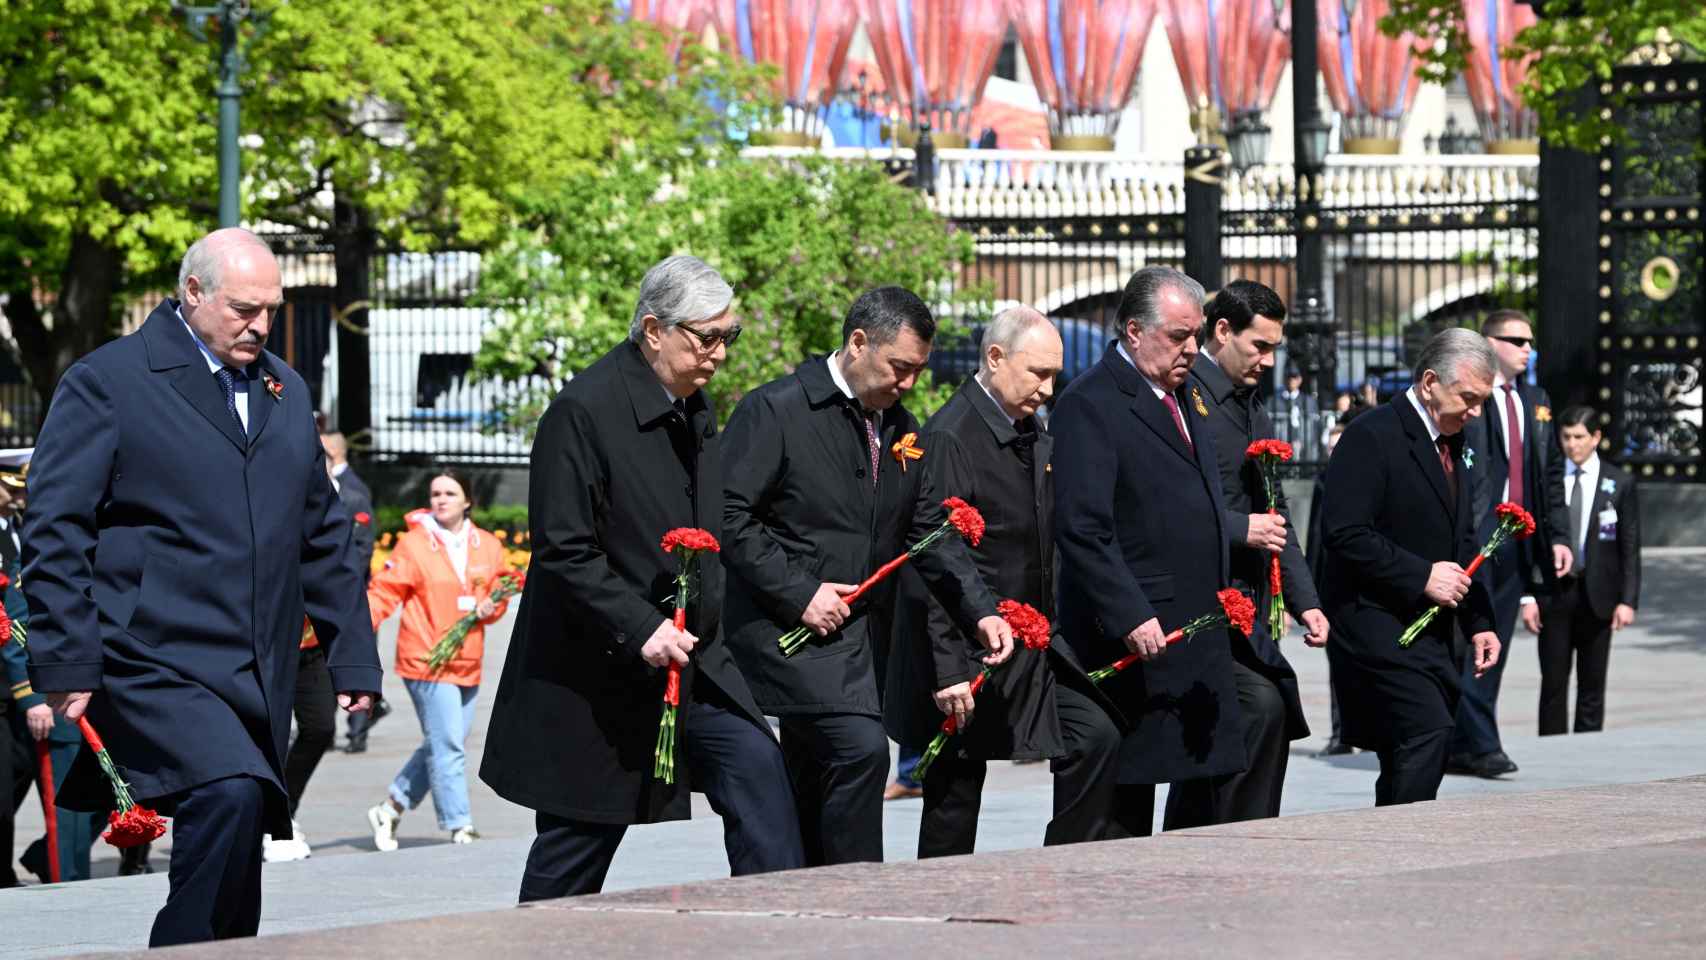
3, 548, 1703, 956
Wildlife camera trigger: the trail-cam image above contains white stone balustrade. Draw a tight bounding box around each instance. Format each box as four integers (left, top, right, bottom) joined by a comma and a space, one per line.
739, 145, 1540, 216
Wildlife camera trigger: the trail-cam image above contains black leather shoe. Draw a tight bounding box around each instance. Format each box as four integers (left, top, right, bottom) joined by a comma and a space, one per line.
118, 842, 155, 876
1314, 740, 1354, 757
344, 732, 369, 754
1475, 750, 1518, 778
1444, 752, 1480, 776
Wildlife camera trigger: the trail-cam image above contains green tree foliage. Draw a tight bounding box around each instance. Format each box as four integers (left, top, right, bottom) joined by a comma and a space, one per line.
471, 155, 984, 433
1379, 0, 1706, 152
0, 0, 761, 417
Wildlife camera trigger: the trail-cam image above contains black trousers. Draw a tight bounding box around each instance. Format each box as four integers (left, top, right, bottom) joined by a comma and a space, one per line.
917, 684, 1121, 858
1163, 658, 1291, 829
0, 700, 22, 887
1452, 538, 1522, 756
1538, 577, 1614, 735
778, 713, 888, 866
517, 696, 804, 901
283, 645, 337, 816
150, 775, 266, 947
1374, 727, 1453, 806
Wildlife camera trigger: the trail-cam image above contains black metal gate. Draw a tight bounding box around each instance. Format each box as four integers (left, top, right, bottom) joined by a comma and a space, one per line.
1596, 54, 1705, 483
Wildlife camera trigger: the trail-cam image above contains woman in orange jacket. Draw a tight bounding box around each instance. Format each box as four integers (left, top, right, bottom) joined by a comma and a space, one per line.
364, 471, 511, 849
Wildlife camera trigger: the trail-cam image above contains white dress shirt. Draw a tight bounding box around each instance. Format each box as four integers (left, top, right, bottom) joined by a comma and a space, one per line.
177, 307, 249, 432
1405, 387, 1443, 443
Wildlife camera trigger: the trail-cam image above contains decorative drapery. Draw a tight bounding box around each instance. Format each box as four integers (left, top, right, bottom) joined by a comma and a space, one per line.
1006, 0, 1158, 147
1462, 0, 1538, 149
1162, 0, 1290, 145
858, 0, 1009, 146
1317, 0, 1427, 150
622, 0, 715, 60
712, 0, 859, 142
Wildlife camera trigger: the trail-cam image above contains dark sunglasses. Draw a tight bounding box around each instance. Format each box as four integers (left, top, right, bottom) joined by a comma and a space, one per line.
676, 321, 742, 349
1491, 335, 1532, 348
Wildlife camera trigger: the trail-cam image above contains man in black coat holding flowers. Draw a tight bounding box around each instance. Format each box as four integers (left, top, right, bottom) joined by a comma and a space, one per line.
722, 287, 1009, 866
1051, 266, 1247, 836
1320, 328, 1501, 806
885, 307, 1123, 857
481, 256, 803, 900
1178, 280, 1327, 826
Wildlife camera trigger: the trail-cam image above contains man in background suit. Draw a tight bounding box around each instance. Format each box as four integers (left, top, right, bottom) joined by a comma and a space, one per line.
1449, 309, 1571, 778
1321, 328, 1500, 806
23, 229, 379, 943
1532, 406, 1640, 735
1179, 280, 1327, 825
1052, 266, 1246, 836
322, 431, 389, 752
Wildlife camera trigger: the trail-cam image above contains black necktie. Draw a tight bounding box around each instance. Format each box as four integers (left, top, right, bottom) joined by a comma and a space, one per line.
215, 367, 244, 432
1570, 470, 1588, 574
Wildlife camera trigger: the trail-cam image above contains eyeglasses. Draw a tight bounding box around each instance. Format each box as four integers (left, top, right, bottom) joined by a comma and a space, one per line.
676, 321, 742, 350
1491, 335, 1532, 348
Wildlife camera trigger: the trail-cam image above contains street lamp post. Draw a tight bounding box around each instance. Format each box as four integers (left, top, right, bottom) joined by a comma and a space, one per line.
1288, 0, 1338, 418
176, 0, 260, 227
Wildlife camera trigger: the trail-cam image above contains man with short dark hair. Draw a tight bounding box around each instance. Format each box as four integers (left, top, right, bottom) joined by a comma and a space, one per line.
1269, 363, 1321, 460
1534, 406, 1639, 735
1448, 309, 1571, 779
1052, 266, 1249, 836
723, 287, 979, 866
23, 228, 379, 943
1177, 280, 1327, 825
1321, 328, 1501, 806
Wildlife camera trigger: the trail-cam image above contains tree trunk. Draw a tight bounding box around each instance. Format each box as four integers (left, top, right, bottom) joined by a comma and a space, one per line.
4, 231, 124, 429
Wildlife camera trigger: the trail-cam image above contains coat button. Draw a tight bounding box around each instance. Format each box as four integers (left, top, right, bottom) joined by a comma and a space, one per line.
855, 468, 865, 479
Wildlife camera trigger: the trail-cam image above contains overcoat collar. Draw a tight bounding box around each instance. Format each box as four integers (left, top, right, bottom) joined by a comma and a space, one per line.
617, 339, 707, 430
797, 354, 858, 411
963, 376, 1018, 446
1099, 341, 1198, 469
1395, 394, 1457, 517
141, 299, 279, 453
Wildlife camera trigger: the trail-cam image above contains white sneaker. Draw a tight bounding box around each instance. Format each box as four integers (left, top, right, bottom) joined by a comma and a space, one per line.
367, 803, 401, 852
262, 822, 311, 863
450, 826, 481, 844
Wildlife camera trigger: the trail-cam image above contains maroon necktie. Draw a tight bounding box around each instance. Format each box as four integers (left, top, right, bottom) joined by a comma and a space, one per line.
1437, 437, 1458, 503
862, 410, 880, 488
1503, 384, 1524, 508
1162, 393, 1194, 454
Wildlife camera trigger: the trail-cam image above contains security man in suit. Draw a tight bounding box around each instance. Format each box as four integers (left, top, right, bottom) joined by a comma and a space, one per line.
23, 228, 380, 943
1180, 280, 1328, 825
1449, 309, 1571, 778
1320, 328, 1501, 806
1532, 406, 1640, 735
1052, 266, 1248, 836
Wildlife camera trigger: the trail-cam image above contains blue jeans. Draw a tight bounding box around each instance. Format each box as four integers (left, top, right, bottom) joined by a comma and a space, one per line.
895, 743, 923, 788
390, 678, 478, 830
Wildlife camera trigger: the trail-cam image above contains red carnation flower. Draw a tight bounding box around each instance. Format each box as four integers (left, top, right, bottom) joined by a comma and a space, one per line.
1399, 500, 1539, 647
942, 496, 986, 548
1245, 438, 1294, 462
660, 527, 721, 555
103, 806, 169, 848
997, 598, 1052, 650
353, 511, 371, 525
1494, 502, 1537, 539
1218, 588, 1257, 637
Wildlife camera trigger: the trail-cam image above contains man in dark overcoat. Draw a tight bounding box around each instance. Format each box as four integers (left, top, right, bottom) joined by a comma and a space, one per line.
1449, 309, 1571, 778
1321, 328, 1502, 806
722, 287, 1003, 866
22, 229, 380, 944
481, 256, 803, 900
1175, 280, 1328, 826
886, 307, 1123, 857
1052, 266, 1247, 837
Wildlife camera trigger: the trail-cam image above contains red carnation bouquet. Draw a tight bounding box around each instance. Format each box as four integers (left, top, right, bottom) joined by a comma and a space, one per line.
425, 570, 526, 672
1397, 501, 1536, 647
77, 717, 168, 848
912, 599, 1052, 782
0, 572, 12, 645
1245, 439, 1293, 643
655, 527, 720, 784
778, 496, 986, 657
1088, 588, 1256, 683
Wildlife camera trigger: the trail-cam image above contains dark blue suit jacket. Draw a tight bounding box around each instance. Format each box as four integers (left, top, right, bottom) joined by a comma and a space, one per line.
1053, 342, 1243, 784
22, 301, 380, 828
